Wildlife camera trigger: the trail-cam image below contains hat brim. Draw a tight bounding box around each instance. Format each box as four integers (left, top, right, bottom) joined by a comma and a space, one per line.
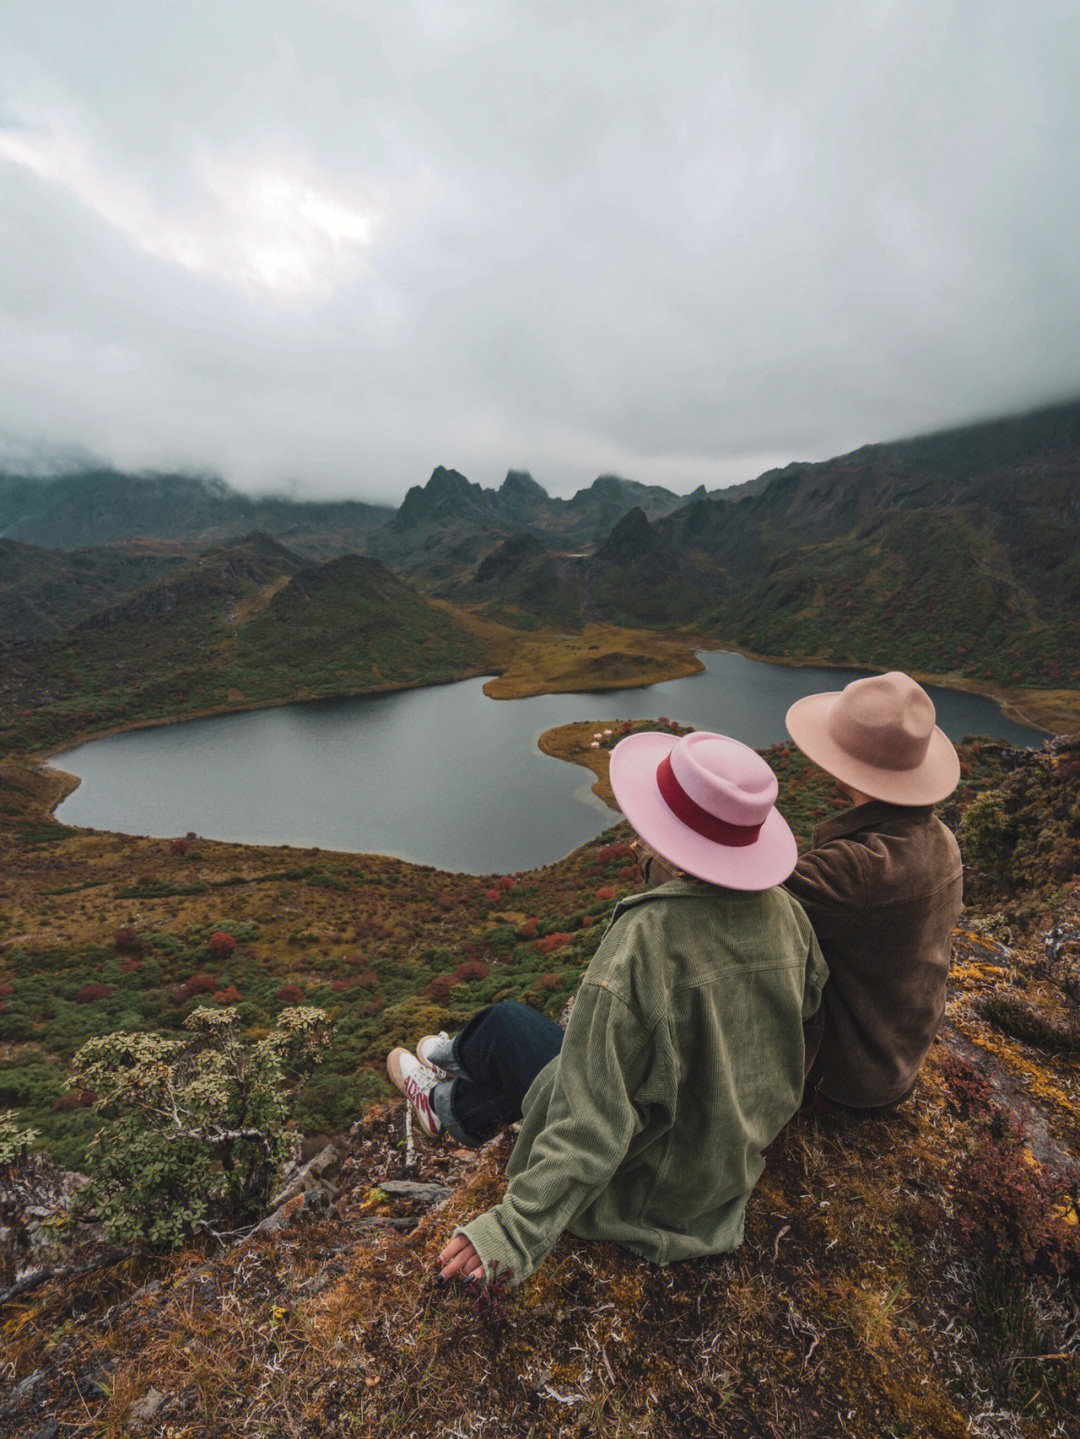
785, 692, 960, 805
608, 732, 798, 891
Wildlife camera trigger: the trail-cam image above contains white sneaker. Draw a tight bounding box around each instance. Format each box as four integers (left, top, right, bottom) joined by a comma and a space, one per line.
387, 1048, 444, 1139
417, 1031, 458, 1076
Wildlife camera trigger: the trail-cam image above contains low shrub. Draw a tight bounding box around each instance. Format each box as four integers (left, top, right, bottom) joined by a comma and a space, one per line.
176, 973, 219, 1004
70, 1005, 334, 1248
424, 975, 457, 1004
533, 932, 573, 956
452, 960, 490, 984
981, 993, 1080, 1053
75, 983, 115, 1004
0, 1110, 40, 1162
951, 1120, 1080, 1280
51, 1089, 96, 1112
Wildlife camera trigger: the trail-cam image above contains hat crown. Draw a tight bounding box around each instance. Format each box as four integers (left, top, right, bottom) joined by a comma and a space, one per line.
669, 732, 778, 827
827, 671, 935, 772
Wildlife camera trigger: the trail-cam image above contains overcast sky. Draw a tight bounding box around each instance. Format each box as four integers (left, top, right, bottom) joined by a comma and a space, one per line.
2, 2, 1078, 503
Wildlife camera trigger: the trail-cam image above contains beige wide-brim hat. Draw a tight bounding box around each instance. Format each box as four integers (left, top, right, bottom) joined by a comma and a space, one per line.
785, 671, 960, 806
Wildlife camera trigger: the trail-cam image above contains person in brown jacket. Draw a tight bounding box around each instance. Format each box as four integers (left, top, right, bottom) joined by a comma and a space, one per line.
783, 671, 963, 1112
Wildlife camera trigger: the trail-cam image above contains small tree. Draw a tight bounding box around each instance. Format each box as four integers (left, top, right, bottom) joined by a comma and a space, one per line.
0, 1110, 39, 1164
960, 791, 1016, 899
70, 1006, 334, 1249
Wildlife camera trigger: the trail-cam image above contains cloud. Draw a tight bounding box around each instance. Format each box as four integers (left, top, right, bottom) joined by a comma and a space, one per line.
1, 1, 1079, 502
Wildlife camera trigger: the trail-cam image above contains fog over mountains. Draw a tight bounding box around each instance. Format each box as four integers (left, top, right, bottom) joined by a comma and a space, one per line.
2, 399, 1078, 721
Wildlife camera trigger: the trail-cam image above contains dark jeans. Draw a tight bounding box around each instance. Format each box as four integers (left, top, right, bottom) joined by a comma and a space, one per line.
441, 1001, 564, 1147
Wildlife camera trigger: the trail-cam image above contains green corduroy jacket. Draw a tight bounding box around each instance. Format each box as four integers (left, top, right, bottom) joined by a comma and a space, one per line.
460, 880, 827, 1286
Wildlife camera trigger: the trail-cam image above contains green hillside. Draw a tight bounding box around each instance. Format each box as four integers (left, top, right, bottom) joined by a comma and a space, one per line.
0, 539, 186, 645
0, 470, 393, 558
0, 538, 491, 754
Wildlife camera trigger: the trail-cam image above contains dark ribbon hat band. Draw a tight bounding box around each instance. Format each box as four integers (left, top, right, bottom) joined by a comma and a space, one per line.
655, 755, 763, 847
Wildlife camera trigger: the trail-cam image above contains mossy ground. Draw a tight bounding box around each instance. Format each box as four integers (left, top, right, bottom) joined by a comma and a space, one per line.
2, 715, 1079, 1436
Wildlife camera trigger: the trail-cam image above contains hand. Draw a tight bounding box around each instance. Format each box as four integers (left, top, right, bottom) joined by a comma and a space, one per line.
438, 1233, 485, 1283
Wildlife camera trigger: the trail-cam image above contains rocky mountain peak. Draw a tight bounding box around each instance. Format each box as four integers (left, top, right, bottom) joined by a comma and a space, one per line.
473, 531, 546, 585
596, 506, 661, 565
499, 470, 548, 501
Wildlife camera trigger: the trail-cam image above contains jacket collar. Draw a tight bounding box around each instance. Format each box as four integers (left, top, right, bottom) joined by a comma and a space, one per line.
811, 799, 934, 847
608, 878, 755, 930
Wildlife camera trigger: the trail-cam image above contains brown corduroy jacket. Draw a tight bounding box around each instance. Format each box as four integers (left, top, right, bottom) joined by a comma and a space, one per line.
784, 801, 963, 1108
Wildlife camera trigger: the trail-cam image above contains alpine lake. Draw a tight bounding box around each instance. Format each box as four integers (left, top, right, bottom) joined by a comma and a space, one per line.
53, 651, 1046, 874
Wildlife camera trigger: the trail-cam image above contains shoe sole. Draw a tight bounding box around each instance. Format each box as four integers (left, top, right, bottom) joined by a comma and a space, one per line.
387, 1047, 442, 1140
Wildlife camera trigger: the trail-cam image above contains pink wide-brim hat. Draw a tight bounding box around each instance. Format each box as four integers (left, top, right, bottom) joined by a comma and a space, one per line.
608, 731, 797, 891
785, 671, 960, 806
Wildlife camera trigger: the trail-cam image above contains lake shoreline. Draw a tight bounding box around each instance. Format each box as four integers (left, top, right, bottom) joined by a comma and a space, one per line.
32, 633, 1064, 829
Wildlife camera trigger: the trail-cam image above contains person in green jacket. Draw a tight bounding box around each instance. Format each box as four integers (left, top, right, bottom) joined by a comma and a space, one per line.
387, 730, 826, 1287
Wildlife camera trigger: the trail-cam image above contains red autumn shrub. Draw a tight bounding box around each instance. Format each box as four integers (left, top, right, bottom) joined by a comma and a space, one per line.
598, 843, 633, 864
518, 917, 539, 938
119, 957, 143, 974
595, 886, 616, 902
113, 926, 141, 954
0, 981, 13, 998
176, 973, 219, 1003
484, 888, 501, 903
358, 999, 384, 1018
951, 1123, 1080, 1279
424, 974, 457, 1003
52, 1089, 97, 1112
938, 1051, 994, 1120
453, 959, 490, 984
497, 875, 515, 891
535, 972, 564, 992
533, 932, 573, 956
169, 838, 192, 856
331, 971, 379, 992
208, 931, 238, 959
276, 984, 305, 1004
75, 983, 114, 1003
581, 914, 594, 929
214, 985, 242, 1005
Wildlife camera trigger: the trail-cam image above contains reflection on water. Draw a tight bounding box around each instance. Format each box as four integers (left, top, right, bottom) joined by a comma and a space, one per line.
54, 652, 1045, 873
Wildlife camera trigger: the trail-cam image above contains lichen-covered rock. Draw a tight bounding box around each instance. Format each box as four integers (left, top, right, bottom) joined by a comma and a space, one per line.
1044, 923, 1080, 1002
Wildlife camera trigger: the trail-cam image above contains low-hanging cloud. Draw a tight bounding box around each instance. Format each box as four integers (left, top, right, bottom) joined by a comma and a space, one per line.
2, 0, 1078, 503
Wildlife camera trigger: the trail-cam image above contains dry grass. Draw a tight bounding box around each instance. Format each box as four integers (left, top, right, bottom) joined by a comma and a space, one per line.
481, 624, 704, 701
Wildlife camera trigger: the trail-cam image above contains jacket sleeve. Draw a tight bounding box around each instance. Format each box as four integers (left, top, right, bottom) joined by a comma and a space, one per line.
458, 979, 654, 1286
784, 840, 867, 956
800, 925, 828, 1075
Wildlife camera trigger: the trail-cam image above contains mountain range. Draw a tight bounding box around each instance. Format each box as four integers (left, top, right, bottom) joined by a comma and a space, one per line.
2, 397, 1079, 749
449, 400, 1080, 690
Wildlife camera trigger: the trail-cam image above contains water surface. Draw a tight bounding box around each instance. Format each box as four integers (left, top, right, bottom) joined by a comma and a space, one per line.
54, 652, 1044, 873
